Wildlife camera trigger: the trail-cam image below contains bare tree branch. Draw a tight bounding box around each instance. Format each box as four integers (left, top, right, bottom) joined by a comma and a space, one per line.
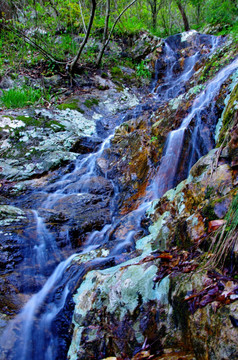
5, 24, 67, 65
96, 0, 110, 67
69, 0, 97, 72
79, 0, 87, 34
96, 0, 138, 67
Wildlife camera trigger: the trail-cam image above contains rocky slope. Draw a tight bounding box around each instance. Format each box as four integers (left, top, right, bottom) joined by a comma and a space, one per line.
0, 31, 237, 360
67, 34, 238, 360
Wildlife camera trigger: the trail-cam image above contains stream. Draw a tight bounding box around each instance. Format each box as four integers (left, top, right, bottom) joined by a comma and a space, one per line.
0, 32, 238, 360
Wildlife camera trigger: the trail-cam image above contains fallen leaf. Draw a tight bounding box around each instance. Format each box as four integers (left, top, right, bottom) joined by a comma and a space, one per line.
208, 219, 226, 233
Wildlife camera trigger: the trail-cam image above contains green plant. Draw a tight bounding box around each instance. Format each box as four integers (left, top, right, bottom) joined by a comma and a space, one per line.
136, 60, 151, 78
111, 66, 123, 77
0, 86, 51, 109
150, 136, 158, 143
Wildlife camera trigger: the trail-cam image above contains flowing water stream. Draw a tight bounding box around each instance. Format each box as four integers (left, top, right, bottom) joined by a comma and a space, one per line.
0, 33, 237, 360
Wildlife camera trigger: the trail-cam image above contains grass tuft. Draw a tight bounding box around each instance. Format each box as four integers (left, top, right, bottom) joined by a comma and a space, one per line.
0, 86, 50, 109
205, 192, 238, 271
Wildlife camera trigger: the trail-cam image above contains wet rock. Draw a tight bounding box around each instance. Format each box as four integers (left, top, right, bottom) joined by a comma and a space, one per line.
142, 148, 234, 251
130, 31, 161, 61
0, 76, 140, 182
0, 205, 27, 226
0, 76, 14, 89
95, 75, 113, 90
69, 253, 238, 360
96, 158, 109, 175
0, 206, 31, 316
70, 136, 102, 154
62, 176, 114, 197
43, 74, 63, 89
67, 140, 238, 357
68, 258, 166, 360
40, 193, 112, 247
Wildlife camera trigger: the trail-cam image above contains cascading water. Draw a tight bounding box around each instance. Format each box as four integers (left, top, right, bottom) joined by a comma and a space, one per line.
0, 32, 237, 360
153, 56, 238, 198
153, 31, 220, 102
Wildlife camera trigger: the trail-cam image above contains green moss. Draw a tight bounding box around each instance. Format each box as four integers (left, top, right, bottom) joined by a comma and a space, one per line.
170, 281, 189, 336
190, 163, 208, 178
199, 42, 237, 84
101, 72, 108, 79
111, 66, 123, 77
205, 186, 214, 199
57, 101, 85, 113
217, 82, 238, 146
84, 98, 99, 108
115, 85, 124, 92
45, 120, 66, 131
16, 115, 41, 126
202, 203, 217, 221
173, 220, 191, 249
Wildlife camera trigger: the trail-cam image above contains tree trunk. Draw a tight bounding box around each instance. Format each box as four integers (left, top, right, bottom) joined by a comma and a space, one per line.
69, 0, 97, 73
79, 0, 87, 34
176, 0, 190, 31
96, 0, 138, 67
149, 0, 157, 30
96, 0, 110, 67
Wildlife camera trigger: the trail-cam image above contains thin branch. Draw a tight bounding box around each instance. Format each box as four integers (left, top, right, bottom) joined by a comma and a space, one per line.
79, 0, 87, 34
96, 0, 110, 66
69, 0, 97, 72
107, 0, 138, 42
48, 0, 60, 17
96, 0, 138, 67
7, 24, 68, 65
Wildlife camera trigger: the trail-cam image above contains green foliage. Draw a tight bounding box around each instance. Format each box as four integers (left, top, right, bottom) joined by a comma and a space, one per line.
136, 60, 151, 78
150, 136, 158, 143
0, 0, 237, 77
0, 86, 51, 109
204, 0, 237, 26
225, 193, 238, 231
116, 15, 146, 34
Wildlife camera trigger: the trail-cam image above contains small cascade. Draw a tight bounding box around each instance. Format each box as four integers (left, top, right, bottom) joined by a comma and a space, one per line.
0, 254, 78, 360
0, 32, 237, 360
154, 44, 199, 102
153, 31, 222, 103
153, 56, 238, 198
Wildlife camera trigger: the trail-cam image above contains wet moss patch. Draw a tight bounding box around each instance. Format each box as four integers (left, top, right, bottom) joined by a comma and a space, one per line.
57, 102, 85, 113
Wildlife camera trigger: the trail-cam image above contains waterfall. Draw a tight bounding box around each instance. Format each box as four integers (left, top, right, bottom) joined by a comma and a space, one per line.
153, 56, 238, 198
0, 32, 237, 360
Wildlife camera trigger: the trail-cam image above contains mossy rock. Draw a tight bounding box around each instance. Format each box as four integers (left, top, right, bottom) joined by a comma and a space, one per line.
217, 82, 238, 146
16, 115, 41, 126
84, 98, 99, 108
57, 101, 85, 113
